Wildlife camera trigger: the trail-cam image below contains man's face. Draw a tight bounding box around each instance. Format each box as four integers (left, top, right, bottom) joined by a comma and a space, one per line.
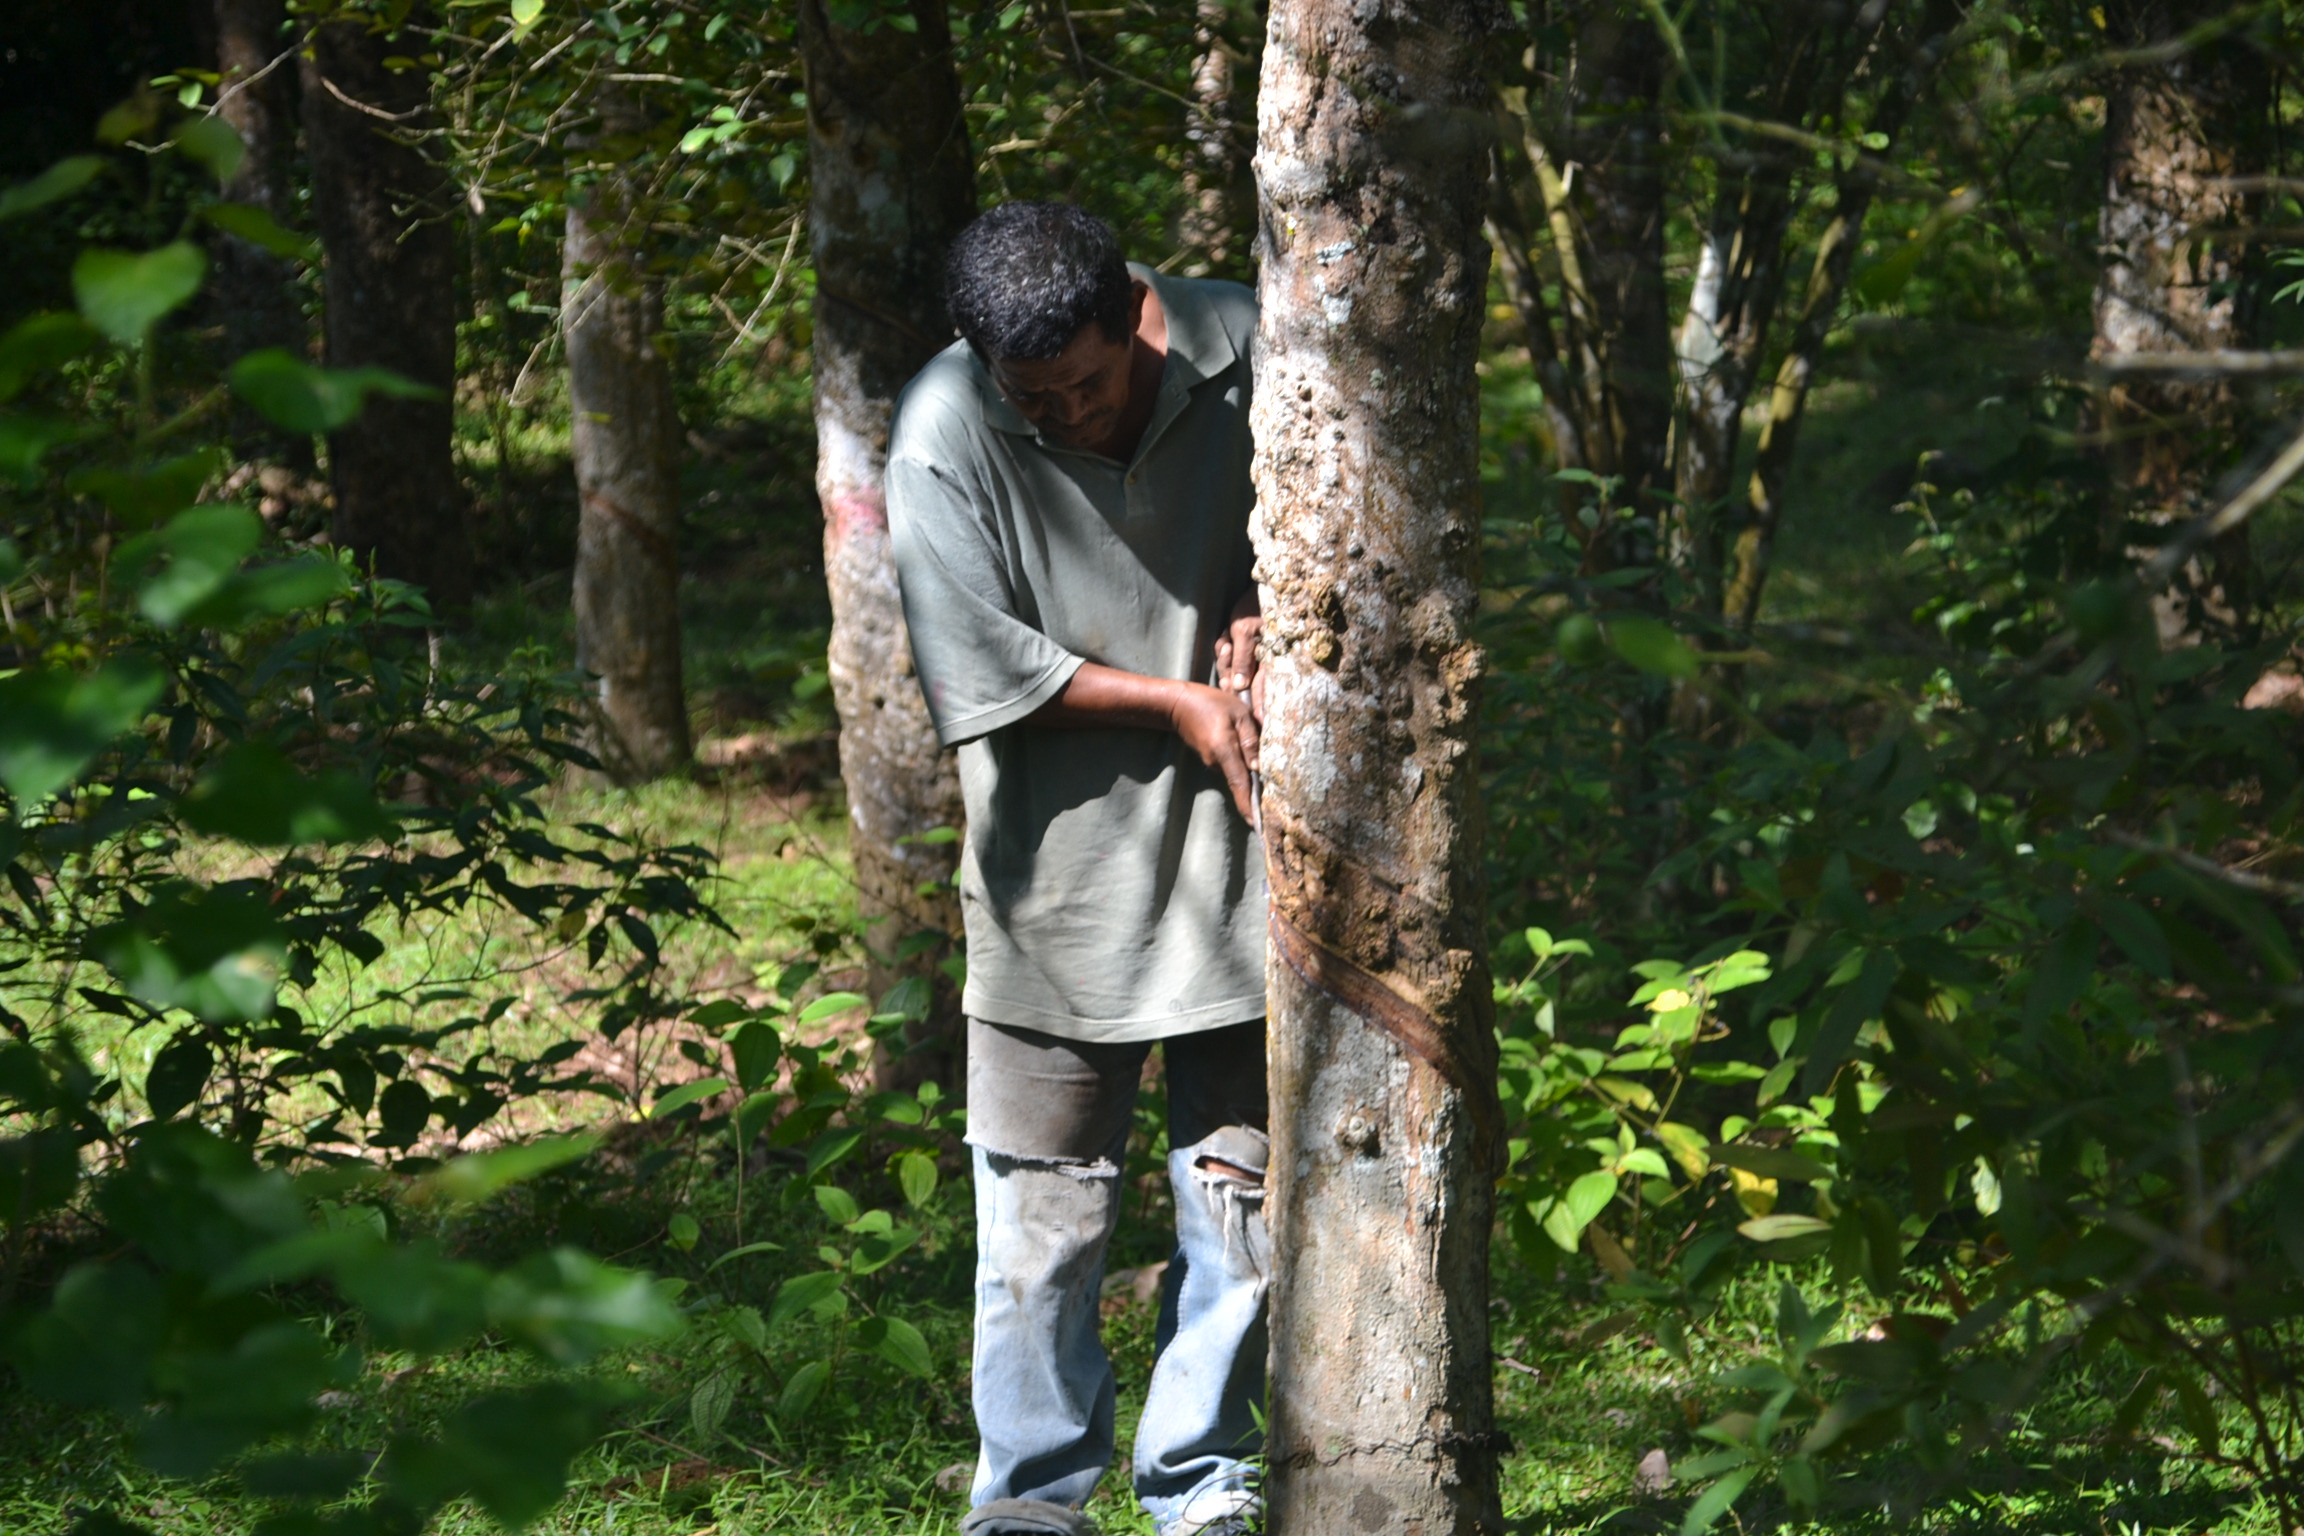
987, 318, 1136, 452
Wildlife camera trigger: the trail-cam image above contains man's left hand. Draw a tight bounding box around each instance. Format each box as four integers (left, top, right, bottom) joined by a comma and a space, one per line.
1213, 589, 1264, 723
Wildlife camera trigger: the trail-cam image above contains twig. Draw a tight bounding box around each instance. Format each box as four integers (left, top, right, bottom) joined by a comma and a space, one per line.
2102, 829, 2304, 903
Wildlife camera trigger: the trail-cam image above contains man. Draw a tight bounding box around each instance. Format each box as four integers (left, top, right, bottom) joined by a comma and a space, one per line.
886, 201, 1268, 1536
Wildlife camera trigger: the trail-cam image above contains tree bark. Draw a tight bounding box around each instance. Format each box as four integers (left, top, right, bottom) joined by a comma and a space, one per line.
301, 12, 469, 616
2092, 0, 2269, 644
210, 0, 302, 366
1178, 0, 1258, 281
1254, 0, 1504, 1530
796, 0, 972, 1087
565, 91, 690, 783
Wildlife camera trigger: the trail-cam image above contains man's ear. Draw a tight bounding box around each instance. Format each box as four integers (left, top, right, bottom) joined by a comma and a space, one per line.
1128, 280, 1149, 332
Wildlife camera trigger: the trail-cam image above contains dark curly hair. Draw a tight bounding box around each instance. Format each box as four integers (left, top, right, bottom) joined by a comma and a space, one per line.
944, 202, 1132, 362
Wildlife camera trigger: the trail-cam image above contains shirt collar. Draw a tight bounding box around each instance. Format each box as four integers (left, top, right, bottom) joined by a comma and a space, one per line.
977, 263, 1238, 438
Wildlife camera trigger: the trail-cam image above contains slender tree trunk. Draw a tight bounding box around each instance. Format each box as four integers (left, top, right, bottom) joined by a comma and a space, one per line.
1178, 0, 1258, 281
1725, 1, 1958, 631
210, 0, 302, 366
301, 12, 469, 616
2092, 0, 2268, 644
797, 0, 972, 1088
565, 91, 689, 783
1490, 6, 1672, 569
1254, 0, 1504, 1530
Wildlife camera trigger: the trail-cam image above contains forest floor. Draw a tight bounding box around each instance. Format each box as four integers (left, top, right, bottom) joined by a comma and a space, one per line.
5, 326, 2296, 1534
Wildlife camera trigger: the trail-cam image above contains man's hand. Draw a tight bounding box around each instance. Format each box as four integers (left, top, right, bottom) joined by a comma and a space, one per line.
1212, 588, 1264, 723
1032, 663, 1261, 823
1169, 681, 1259, 823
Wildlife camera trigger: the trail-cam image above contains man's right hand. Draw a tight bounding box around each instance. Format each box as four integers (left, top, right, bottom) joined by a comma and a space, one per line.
1169, 681, 1260, 824
1031, 663, 1262, 824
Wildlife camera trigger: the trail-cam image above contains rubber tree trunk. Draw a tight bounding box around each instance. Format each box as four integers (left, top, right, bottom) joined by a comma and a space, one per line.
1177, 0, 1257, 281
565, 93, 690, 784
301, 13, 469, 617
797, 0, 972, 1085
1253, 0, 1505, 1530
211, 0, 302, 366
2092, 0, 2268, 644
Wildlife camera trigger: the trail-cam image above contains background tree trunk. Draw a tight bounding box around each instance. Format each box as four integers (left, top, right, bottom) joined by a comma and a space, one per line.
210, 0, 303, 367
1490, 3, 1674, 566
565, 90, 690, 784
2092, 0, 2269, 644
1253, 0, 1505, 1530
796, 0, 973, 1089
301, 12, 469, 616
1177, 0, 1258, 281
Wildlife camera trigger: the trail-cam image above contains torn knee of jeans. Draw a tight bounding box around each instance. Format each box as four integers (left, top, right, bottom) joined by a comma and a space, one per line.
980, 1145, 1120, 1180
1185, 1124, 1268, 1186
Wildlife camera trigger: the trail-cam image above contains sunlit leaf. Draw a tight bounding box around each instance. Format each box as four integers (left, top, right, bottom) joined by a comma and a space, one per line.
74, 243, 207, 345
0, 156, 104, 221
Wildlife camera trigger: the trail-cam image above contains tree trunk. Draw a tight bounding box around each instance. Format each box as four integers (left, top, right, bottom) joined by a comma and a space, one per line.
1491, 5, 1673, 563
1177, 0, 1258, 281
565, 92, 690, 784
796, 0, 972, 1087
2092, 0, 2268, 644
1254, 0, 1504, 1530
301, 12, 469, 616
210, 0, 302, 366
1724, 1, 1958, 632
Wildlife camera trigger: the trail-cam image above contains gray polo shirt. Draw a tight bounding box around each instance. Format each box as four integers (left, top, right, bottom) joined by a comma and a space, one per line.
885, 268, 1266, 1044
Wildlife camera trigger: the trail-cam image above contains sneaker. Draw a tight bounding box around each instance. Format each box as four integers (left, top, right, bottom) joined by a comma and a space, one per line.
1154, 1481, 1261, 1536
961, 1496, 1097, 1535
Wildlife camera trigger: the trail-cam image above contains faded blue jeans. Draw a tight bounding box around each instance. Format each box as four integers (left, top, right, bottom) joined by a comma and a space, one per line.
963, 1018, 1269, 1533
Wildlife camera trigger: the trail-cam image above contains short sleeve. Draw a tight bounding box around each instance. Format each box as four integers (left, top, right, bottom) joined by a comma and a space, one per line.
887, 454, 1084, 747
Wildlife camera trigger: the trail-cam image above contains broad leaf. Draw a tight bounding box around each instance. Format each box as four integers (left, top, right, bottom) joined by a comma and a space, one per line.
74, 244, 207, 345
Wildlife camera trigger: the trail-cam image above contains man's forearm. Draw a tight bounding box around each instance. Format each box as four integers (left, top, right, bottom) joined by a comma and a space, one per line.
1033, 662, 1192, 731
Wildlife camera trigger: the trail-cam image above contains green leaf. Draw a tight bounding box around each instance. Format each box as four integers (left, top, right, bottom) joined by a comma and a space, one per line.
1542, 1169, 1618, 1252
775, 1358, 830, 1419
806, 1126, 864, 1177
74, 244, 207, 345
181, 741, 391, 845
1737, 1214, 1832, 1242
172, 116, 245, 183
766, 1270, 844, 1331
144, 1033, 213, 1120
796, 990, 869, 1025
703, 1240, 784, 1274
91, 882, 282, 1022
419, 1135, 598, 1205
511, 0, 545, 26
68, 448, 225, 529
375, 1080, 431, 1148
0, 658, 167, 802
729, 1018, 781, 1093
858, 1313, 934, 1377
651, 1077, 729, 1119
2, 415, 93, 492
0, 313, 101, 402
199, 202, 318, 263
1680, 1465, 1758, 1536
1802, 950, 1899, 1097
1606, 615, 1698, 679
690, 1368, 736, 1440
2096, 897, 2170, 980
897, 1150, 938, 1207
813, 1184, 860, 1225
121, 504, 262, 624
0, 156, 104, 221
227, 348, 438, 434
1709, 1143, 1834, 1184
